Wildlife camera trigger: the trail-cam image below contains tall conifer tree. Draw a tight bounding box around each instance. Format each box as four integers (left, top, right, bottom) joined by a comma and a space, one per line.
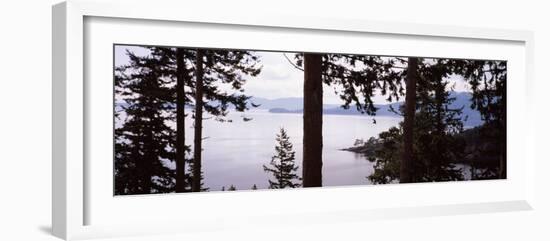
263, 128, 301, 189
114, 49, 176, 195
175, 48, 192, 193
190, 49, 262, 191
400, 57, 418, 183
192, 49, 205, 192
454, 60, 507, 178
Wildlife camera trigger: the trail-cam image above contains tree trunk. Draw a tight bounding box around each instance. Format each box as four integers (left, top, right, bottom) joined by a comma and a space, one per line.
139, 131, 153, 194
192, 49, 204, 192
400, 57, 418, 183
499, 125, 506, 179
302, 53, 323, 187
175, 48, 187, 193
499, 80, 507, 179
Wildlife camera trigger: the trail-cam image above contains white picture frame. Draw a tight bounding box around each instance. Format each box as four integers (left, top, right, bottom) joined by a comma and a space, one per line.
52, 0, 536, 240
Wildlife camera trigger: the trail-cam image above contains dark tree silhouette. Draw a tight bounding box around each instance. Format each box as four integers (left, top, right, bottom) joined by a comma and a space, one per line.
128, 46, 195, 193
454, 60, 507, 178
302, 53, 323, 187
400, 57, 418, 183
356, 57, 475, 183
364, 58, 497, 183
192, 49, 205, 192
190, 49, 262, 191
114, 49, 176, 195
175, 48, 192, 193
263, 128, 301, 189
366, 127, 402, 184
414, 59, 465, 181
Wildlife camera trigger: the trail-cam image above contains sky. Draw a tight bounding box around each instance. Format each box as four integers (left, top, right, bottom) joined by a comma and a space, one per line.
114, 45, 472, 105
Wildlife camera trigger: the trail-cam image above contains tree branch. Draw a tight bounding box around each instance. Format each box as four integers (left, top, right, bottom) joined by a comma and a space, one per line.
283, 53, 304, 71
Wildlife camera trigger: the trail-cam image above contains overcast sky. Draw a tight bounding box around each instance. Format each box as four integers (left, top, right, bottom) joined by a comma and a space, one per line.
115, 45, 471, 105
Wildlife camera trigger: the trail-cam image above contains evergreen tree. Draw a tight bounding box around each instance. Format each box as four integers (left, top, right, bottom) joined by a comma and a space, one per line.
414, 59, 465, 181
366, 127, 402, 184
263, 128, 301, 189
130, 46, 194, 193
367, 58, 467, 183
114, 49, 176, 195
228, 185, 237, 191
192, 49, 205, 192
400, 57, 419, 183
175, 47, 192, 193
453, 60, 507, 178
251, 184, 258, 190
191, 49, 262, 191
186, 161, 209, 191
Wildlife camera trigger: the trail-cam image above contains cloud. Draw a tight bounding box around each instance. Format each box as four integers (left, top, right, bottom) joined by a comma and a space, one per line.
241, 52, 304, 99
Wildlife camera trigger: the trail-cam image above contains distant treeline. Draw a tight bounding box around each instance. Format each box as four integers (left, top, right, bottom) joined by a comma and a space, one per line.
267, 91, 484, 127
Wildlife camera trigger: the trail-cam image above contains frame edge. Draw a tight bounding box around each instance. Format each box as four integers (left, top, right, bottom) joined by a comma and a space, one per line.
52, 1, 68, 240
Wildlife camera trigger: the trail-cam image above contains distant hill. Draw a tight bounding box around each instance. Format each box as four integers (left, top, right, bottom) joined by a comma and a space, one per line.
255, 92, 483, 127
116, 92, 484, 126
448, 91, 483, 126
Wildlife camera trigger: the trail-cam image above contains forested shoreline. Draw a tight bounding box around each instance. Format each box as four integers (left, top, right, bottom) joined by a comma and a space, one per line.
114, 45, 506, 195
343, 122, 502, 182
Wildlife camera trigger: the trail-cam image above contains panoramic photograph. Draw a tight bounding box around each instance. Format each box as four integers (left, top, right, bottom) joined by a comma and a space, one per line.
113, 44, 507, 195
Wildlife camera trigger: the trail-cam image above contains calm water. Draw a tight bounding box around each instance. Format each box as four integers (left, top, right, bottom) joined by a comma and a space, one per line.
182, 110, 402, 191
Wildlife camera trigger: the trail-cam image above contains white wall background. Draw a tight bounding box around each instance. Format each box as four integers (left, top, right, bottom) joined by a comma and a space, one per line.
0, 0, 548, 240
